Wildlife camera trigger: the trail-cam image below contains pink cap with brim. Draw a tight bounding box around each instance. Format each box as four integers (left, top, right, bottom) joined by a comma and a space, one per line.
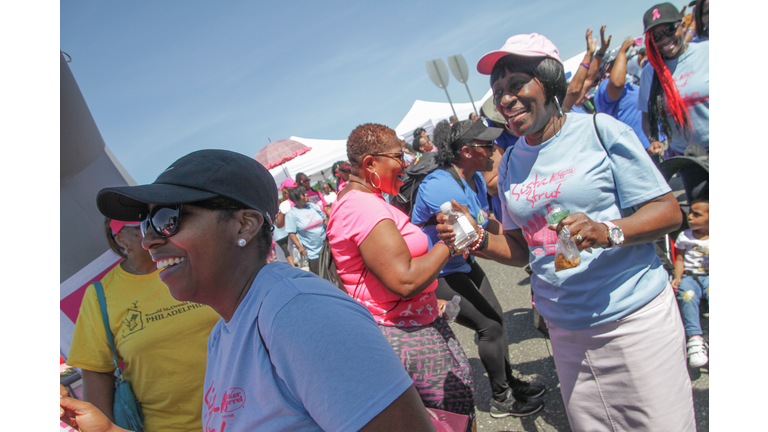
279, 178, 298, 190
477, 33, 562, 75
110, 220, 140, 235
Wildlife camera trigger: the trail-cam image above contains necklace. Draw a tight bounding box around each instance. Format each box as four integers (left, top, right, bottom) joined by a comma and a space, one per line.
123, 259, 146, 275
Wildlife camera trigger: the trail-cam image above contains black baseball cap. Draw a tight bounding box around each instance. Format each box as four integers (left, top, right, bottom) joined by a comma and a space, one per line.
643, 3, 682, 33
96, 149, 278, 226
453, 120, 504, 147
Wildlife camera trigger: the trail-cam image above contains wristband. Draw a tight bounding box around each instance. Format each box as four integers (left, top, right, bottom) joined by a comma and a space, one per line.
580, 62, 591, 70
594, 52, 605, 58
436, 240, 457, 258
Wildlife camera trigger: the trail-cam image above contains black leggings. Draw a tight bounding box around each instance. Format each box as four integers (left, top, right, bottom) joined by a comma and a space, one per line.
436, 260, 513, 399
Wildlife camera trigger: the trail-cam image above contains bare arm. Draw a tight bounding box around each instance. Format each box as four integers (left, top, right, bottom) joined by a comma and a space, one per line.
555, 192, 682, 250
81, 369, 116, 423
275, 212, 285, 229
671, 248, 686, 289
359, 385, 436, 432
606, 38, 636, 101
562, 27, 596, 112
642, 111, 664, 155
481, 144, 505, 196
575, 25, 612, 106
288, 233, 307, 257
359, 219, 450, 298
435, 201, 529, 267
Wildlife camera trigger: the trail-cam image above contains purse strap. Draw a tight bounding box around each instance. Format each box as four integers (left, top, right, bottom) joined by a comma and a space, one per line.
93, 280, 123, 379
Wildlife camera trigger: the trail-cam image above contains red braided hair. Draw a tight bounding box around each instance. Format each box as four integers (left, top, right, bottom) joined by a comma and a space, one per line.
645, 32, 692, 134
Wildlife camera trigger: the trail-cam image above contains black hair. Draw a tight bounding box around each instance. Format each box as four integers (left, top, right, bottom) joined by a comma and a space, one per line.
104, 217, 127, 258
287, 186, 306, 203
490, 55, 567, 108
694, 0, 708, 39
295, 172, 307, 182
412, 131, 423, 153
435, 120, 477, 166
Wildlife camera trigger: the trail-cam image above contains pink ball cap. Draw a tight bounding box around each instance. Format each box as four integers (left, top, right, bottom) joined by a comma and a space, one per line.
477, 33, 563, 75
279, 178, 298, 190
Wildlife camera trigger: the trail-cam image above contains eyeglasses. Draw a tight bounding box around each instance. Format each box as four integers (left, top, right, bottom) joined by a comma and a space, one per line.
371, 152, 407, 167
652, 22, 681, 42
468, 142, 494, 148
141, 204, 182, 238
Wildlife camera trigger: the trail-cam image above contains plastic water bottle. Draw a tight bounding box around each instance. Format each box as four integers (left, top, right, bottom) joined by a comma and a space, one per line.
440, 202, 478, 250
443, 295, 462, 322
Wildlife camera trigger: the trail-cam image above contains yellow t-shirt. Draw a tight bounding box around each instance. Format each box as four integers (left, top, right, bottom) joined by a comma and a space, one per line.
67, 264, 221, 432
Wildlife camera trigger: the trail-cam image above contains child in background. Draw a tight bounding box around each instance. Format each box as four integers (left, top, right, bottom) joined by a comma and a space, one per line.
671, 195, 709, 368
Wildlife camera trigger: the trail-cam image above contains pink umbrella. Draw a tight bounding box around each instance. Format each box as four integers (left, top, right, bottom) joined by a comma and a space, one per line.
254, 139, 312, 170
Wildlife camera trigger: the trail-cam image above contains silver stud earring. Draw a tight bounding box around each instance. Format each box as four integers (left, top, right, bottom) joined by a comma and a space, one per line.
237, 238, 247, 247
465, 154, 471, 158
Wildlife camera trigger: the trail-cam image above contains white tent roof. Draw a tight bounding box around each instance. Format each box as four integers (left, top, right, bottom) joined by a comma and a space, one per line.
394, 89, 492, 144
268, 136, 348, 186
562, 50, 588, 82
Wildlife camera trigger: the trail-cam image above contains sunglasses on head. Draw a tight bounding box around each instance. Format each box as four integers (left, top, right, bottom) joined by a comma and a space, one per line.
141, 204, 183, 238
652, 22, 681, 42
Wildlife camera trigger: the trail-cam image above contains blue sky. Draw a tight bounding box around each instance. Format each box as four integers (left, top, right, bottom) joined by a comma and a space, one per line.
62, 0, 672, 184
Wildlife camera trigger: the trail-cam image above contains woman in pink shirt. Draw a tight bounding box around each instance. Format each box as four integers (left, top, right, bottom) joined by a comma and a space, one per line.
327, 123, 475, 431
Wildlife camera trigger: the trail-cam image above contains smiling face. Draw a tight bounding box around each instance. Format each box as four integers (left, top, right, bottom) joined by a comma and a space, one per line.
492, 71, 554, 139
141, 204, 240, 305
372, 135, 406, 195
467, 140, 495, 172
651, 21, 685, 59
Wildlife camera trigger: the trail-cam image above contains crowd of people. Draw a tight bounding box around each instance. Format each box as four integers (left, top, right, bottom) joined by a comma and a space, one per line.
62, 2, 709, 431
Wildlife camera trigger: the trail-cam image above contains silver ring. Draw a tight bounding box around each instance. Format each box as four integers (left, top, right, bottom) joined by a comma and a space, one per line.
575, 233, 584, 242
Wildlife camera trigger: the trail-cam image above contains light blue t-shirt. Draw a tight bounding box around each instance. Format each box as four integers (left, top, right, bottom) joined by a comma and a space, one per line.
203, 263, 413, 432
594, 80, 651, 149
637, 40, 709, 154
497, 113, 671, 330
411, 168, 490, 276
285, 203, 326, 259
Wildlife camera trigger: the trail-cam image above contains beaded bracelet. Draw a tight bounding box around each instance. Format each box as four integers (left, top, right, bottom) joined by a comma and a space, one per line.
580, 62, 591, 70
468, 226, 486, 252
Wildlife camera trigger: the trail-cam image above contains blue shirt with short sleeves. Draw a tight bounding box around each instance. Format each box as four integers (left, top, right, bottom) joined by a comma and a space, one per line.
594, 79, 651, 149
285, 203, 326, 259
497, 113, 671, 330
412, 169, 490, 276
203, 263, 413, 432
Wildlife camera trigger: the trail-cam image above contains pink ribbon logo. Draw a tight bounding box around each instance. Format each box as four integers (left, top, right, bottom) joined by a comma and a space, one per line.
652, 8, 661, 20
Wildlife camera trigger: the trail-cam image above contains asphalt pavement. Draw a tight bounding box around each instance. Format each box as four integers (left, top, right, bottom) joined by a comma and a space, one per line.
445, 257, 709, 432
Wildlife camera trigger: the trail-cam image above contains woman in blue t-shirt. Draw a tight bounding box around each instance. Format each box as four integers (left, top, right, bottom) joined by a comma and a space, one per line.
438, 33, 696, 431
285, 186, 327, 275
412, 119, 545, 418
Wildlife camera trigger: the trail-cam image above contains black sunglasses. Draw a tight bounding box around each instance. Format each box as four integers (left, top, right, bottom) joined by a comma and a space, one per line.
141, 204, 183, 238
652, 22, 681, 42
371, 152, 407, 167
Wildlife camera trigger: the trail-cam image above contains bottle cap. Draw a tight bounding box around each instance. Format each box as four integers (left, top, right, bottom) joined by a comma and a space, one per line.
452, 295, 461, 304
440, 202, 454, 214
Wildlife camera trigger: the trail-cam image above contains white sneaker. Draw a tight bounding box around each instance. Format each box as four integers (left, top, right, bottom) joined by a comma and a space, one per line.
687, 336, 708, 368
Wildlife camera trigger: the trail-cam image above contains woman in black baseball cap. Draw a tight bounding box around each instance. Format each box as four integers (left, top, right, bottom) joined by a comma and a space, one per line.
638, 2, 709, 157
66, 149, 436, 432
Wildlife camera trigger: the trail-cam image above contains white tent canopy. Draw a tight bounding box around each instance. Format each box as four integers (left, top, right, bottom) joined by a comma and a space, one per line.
394, 89, 492, 144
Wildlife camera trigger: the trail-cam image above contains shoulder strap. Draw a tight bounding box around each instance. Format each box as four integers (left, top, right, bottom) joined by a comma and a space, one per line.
593, 113, 608, 155
93, 281, 121, 372
444, 165, 466, 191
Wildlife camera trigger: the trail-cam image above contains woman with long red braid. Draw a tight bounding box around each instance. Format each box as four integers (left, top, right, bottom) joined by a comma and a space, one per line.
637, 3, 709, 157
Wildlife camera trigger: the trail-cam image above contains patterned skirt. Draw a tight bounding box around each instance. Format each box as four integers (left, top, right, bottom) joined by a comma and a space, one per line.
379, 317, 475, 431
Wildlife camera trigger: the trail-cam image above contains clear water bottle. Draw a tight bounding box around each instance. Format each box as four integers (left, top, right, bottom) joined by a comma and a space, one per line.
443, 295, 462, 322
440, 202, 478, 250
